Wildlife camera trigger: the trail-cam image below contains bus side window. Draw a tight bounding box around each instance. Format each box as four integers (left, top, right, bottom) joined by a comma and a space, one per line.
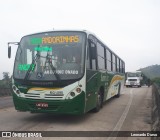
122, 62, 125, 73
97, 42, 105, 70
112, 54, 116, 72
106, 49, 112, 71
86, 43, 90, 69
88, 40, 97, 70
117, 57, 120, 72
120, 60, 124, 73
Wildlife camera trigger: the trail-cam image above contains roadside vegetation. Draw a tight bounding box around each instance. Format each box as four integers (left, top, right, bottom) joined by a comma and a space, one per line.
138, 64, 160, 86
152, 77, 160, 86
0, 72, 11, 88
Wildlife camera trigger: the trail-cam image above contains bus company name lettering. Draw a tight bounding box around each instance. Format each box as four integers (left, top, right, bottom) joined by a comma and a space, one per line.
31, 36, 80, 45
44, 70, 78, 75
42, 36, 79, 44
101, 74, 108, 82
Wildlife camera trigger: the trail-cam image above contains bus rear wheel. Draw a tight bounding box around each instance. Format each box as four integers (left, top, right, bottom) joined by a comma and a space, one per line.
115, 84, 121, 98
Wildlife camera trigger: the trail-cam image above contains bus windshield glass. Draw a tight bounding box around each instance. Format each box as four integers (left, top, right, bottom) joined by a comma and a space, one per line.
13, 31, 86, 81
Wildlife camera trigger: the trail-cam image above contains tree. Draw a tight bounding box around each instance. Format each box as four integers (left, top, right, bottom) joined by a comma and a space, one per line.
3, 72, 10, 81
2, 72, 10, 87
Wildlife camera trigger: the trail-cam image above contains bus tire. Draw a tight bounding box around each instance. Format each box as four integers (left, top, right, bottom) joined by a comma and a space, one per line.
115, 84, 121, 98
92, 92, 103, 112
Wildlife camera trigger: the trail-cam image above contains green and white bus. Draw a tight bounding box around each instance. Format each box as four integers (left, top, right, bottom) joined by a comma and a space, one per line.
8, 30, 125, 115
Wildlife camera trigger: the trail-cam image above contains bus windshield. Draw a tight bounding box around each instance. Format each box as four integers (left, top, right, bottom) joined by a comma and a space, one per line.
13, 31, 86, 81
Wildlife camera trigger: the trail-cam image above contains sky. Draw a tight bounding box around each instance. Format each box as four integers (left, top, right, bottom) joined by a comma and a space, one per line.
0, 0, 160, 79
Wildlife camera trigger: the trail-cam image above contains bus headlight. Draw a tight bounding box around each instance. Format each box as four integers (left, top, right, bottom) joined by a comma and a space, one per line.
70, 92, 75, 97
65, 87, 82, 99
16, 90, 20, 94
12, 85, 16, 91
12, 85, 22, 95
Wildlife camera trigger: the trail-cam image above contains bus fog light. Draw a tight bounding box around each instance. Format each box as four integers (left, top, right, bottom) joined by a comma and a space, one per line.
76, 88, 81, 93
70, 92, 75, 97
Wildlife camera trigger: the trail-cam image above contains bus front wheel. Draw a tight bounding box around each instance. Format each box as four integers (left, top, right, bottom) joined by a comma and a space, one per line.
93, 92, 103, 112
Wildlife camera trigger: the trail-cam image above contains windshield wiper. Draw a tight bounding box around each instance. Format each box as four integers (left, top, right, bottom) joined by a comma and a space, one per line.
24, 50, 40, 80
43, 53, 60, 81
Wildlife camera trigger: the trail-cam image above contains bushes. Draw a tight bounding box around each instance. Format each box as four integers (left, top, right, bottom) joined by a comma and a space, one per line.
0, 79, 10, 88
152, 77, 160, 86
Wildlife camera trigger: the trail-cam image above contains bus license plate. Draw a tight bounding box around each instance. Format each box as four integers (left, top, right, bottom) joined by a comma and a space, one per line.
36, 102, 48, 108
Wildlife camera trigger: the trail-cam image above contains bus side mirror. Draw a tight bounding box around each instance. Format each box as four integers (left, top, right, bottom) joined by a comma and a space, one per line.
8, 42, 19, 58
8, 46, 11, 58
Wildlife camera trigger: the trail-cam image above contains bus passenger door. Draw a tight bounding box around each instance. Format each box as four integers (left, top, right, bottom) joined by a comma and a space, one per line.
85, 38, 98, 112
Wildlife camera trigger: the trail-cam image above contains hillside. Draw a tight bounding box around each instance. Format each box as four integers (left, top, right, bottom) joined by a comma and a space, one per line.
138, 65, 160, 79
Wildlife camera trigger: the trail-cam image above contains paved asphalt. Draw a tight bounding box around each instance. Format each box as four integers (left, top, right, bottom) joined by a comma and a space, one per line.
0, 96, 13, 109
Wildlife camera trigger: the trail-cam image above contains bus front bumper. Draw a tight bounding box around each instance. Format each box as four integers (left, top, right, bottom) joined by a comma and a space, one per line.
12, 92, 85, 115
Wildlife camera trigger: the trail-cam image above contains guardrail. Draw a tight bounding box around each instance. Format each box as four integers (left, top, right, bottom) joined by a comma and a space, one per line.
0, 88, 12, 97
152, 83, 160, 134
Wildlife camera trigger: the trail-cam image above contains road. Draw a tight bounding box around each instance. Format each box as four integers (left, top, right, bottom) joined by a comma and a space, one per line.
0, 87, 152, 140
0, 96, 13, 109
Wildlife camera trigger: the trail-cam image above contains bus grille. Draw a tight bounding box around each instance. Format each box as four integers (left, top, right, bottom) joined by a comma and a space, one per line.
44, 94, 63, 99
24, 93, 41, 99
24, 93, 63, 100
